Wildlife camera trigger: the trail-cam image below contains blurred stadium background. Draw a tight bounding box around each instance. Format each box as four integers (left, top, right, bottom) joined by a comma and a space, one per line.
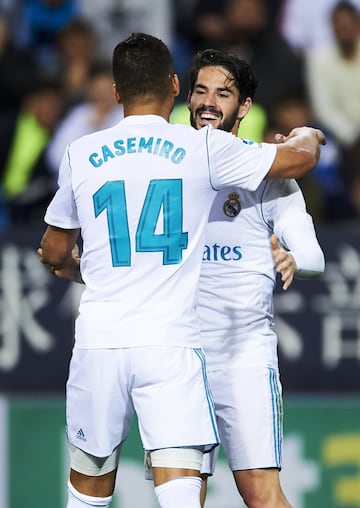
1, 1, 360, 506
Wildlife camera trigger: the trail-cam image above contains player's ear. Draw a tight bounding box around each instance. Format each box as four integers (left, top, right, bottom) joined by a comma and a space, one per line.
113, 83, 122, 104
237, 97, 252, 121
172, 73, 180, 98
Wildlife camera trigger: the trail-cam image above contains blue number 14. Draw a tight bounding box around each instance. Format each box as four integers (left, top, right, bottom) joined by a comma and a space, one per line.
93, 179, 188, 266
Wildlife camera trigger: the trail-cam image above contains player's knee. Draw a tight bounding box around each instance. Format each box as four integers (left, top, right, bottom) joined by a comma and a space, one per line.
234, 468, 290, 508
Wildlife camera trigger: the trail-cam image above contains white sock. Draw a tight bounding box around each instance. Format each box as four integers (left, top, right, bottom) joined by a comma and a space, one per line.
155, 476, 202, 508
67, 481, 112, 507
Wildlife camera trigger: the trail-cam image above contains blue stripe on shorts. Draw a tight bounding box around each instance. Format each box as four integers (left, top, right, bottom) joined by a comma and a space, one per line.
194, 348, 220, 444
269, 367, 283, 468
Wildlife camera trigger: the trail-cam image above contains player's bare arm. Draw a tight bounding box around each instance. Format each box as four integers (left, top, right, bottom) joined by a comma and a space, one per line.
267, 126, 327, 179
39, 226, 81, 281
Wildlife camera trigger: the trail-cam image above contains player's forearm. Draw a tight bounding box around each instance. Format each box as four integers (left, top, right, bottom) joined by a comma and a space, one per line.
40, 225, 80, 269
267, 127, 326, 179
282, 223, 325, 278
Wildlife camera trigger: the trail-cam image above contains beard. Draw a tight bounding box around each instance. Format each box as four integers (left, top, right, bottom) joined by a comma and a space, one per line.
190, 107, 239, 134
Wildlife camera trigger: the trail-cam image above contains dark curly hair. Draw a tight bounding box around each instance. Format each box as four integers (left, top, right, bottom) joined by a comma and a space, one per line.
189, 49, 258, 104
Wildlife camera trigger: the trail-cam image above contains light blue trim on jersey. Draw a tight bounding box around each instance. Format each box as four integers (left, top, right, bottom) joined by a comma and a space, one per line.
205, 126, 217, 191
269, 367, 283, 468
194, 348, 220, 443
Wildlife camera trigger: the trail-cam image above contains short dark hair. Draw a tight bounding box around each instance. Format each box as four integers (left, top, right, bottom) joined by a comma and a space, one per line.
112, 33, 174, 104
189, 49, 258, 104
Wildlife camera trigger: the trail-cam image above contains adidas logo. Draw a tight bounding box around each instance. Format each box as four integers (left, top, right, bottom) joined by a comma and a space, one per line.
76, 428, 87, 442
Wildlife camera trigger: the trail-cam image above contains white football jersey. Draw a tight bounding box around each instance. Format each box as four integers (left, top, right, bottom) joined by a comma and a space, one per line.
198, 178, 316, 369
45, 115, 276, 349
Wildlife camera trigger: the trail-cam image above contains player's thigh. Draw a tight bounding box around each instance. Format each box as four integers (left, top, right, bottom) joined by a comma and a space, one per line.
66, 348, 134, 457
209, 364, 283, 471
131, 346, 219, 452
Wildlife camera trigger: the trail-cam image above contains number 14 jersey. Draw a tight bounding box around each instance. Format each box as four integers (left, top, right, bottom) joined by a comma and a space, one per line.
44, 115, 276, 348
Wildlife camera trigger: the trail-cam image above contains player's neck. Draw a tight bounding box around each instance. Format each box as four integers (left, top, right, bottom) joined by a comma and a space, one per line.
123, 99, 173, 122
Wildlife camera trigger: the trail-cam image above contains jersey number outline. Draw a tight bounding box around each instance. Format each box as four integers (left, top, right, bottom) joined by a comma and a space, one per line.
93, 179, 188, 266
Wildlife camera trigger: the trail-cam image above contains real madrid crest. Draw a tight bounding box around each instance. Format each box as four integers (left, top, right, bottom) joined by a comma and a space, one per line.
223, 192, 241, 217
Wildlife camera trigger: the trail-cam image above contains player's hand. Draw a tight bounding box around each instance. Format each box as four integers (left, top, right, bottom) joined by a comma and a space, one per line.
37, 245, 82, 283
278, 126, 327, 145
270, 234, 297, 291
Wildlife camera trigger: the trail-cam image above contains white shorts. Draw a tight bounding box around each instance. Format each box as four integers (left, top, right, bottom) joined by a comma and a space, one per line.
201, 365, 283, 474
66, 346, 219, 458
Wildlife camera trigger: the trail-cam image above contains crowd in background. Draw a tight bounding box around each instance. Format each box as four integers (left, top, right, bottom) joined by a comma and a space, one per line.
0, 0, 360, 230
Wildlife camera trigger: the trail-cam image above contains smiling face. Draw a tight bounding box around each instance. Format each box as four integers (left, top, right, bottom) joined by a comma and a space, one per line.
188, 65, 248, 133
